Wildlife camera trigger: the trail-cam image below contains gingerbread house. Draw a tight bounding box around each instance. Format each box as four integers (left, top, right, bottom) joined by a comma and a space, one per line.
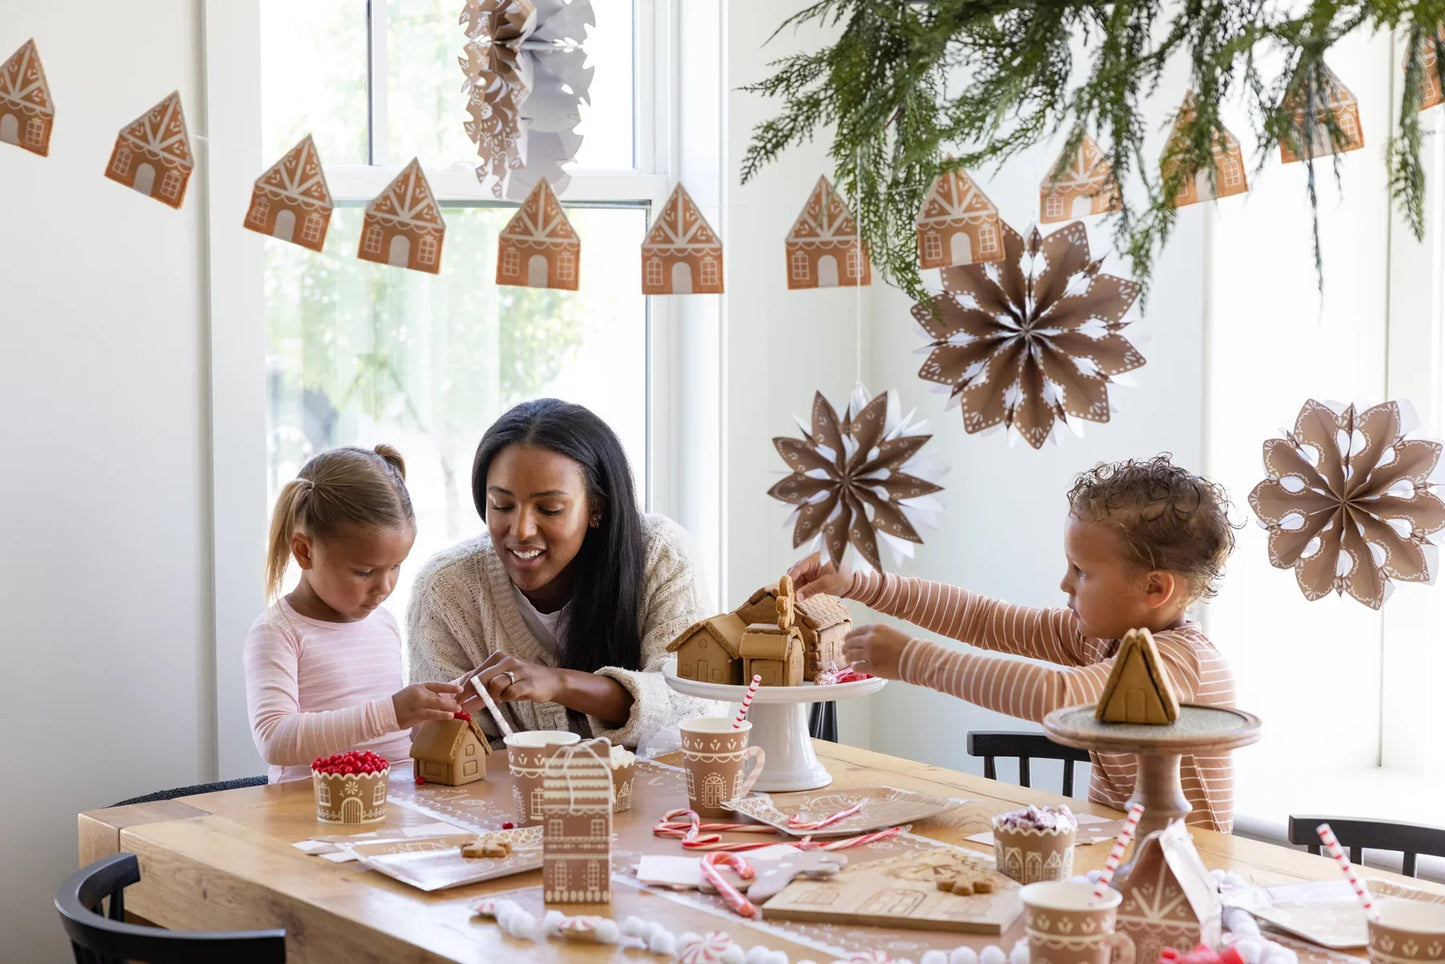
105, 91, 193, 209
1116, 821, 1221, 964
641, 183, 723, 294
496, 177, 580, 290
737, 585, 850, 679
1097, 628, 1180, 725
541, 738, 613, 903
0, 39, 53, 157
1417, 28, 1443, 111
667, 612, 747, 685
1040, 134, 1120, 223
410, 714, 492, 786
1279, 61, 1364, 163
740, 623, 806, 687
786, 175, 871, 288
1161, 92, 1248, 208
244, 134, 333, 252
358, 158, 445, 273
915, 166, 1004, 269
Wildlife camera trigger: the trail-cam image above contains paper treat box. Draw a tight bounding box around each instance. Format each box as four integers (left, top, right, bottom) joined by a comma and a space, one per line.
641, 183, 723, 294
1279, 61, 1364, 163
786, 175, 871, 288
105, 91, 194, 209
244, 134, 334, 252
496, 178, 580, 290
541, 737, 613, 903
915, 166, 1004, 269
1097, 627, 1180, 724
358, 158, 445, 273
0, 39, 54, 156
410, 714, 492, 786
1115, 821, 1222, 964
1040, 134, 1120, 223
1161, 92, 1248, 208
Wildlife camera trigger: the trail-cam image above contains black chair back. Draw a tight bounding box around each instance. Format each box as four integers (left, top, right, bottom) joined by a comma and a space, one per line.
966, 731, 1092, 796
1288, 814, 1445, 878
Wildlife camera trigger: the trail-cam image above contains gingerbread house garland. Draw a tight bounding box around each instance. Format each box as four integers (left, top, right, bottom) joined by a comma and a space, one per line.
496, 177, 580, 290
105, 91, 194, 209
244, 134, 334, 252
358, 158, 445, 273
642, 183, 723, 294
1115, 821, 1222, 964
1417, 27, 1443, 111
0, 39, 54, 156
786, 175, 871, 288
1279, 61, 1364, 163
541, 738, 613, 903
1161, 92, 1248, 208
410, 715, 492, 786
1040, 134, 1120, 223
915, 166, 1004, 269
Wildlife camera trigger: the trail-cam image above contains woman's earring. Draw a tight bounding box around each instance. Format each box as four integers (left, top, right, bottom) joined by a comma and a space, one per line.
589, 514, 601, 528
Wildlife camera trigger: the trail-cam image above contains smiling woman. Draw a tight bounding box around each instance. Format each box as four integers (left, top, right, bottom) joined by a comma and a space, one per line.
405, 399, 724, 751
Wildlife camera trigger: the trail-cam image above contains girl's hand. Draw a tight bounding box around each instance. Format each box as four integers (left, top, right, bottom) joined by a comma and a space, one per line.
840, 624, 912, 680
467, 652, 564, 706
787, 551, 854, 601
392, 681, 464, 728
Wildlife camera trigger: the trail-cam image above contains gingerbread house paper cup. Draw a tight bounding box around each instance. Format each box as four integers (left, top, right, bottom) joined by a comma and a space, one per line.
678, 716, 765, 819
1022, 881, 1134, 964
505, 730, 582, 825
994, 813, 1076, 884
1368, 899, 1445, 964
609, 747, 638, 813
311, 765, 389, 824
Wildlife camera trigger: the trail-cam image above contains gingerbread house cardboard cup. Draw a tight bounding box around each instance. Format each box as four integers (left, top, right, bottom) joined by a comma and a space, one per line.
504, 730, 581, 826
311, 764, 389, 824
1021, 881, 1135, 964
993, 817, 1076, 884
1368, 899, 1445, 964
678, 717, 765, 819
610, 756, 638, 814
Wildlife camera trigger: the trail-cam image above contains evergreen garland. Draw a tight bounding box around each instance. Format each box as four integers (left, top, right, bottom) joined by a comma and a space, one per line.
741, 0, 1445, 300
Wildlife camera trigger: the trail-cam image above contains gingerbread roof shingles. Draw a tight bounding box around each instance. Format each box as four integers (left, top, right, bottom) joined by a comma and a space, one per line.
1045, 134, 1114, 195
916, 168, 999, 230
0, 39, 53, 120
788, 176, 861, 245
645, 183, 721, 255
116, 91, 194, 173
500, 178, 579, 251
254, 134, 333, 212
367, 158, 444, 235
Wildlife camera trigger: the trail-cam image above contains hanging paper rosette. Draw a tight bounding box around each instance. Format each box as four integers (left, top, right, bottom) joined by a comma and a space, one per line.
459, 0, 594, 200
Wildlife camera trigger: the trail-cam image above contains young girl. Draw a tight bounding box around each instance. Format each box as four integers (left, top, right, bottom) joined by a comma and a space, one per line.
245, 445, 463, 782
793, 455, 1240, 832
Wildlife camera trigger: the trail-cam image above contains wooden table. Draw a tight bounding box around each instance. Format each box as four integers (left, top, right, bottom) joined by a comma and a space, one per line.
77, 742, 1439, 964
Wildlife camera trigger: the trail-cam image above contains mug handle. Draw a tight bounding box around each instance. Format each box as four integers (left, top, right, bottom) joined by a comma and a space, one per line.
1106, 931, 1135, 964
735, 746, 766, 799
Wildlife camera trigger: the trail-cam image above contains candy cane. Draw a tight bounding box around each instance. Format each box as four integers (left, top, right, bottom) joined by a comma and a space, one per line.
734, 675, 762, 728
800, 826, 903, 851
1317, 823, 1381, 922
787, 802, 864, 831
699, 852, 758, 918
681, 837, 781, 853
1092, 803, 1144, 900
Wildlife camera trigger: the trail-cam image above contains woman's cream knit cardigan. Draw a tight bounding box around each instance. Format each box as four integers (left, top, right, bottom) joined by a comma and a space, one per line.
406, 513, 724, 749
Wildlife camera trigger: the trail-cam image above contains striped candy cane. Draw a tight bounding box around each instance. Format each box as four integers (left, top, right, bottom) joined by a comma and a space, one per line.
734, 675, 762, 728
1317, 823, 1381, 922
799, 826, 904, 851
1092, 803, 1145, 900
787, 801, 864, 831
700, 852, 758, 917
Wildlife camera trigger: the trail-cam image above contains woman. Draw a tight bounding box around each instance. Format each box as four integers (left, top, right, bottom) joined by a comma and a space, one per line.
407, 398, 720, 750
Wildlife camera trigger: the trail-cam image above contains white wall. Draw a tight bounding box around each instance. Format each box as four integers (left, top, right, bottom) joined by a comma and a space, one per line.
0, 2, 213, 961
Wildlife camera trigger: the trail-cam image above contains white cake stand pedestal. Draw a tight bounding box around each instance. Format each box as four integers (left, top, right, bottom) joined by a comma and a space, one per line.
663, 666, 887, 791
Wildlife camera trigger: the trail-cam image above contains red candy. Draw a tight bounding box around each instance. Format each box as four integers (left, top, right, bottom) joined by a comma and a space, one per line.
1160, 944, 1245, 964
501, 821, 514, 830
415, 776, 426, 786
310, 750, 390, 776
454, 711, 472, 721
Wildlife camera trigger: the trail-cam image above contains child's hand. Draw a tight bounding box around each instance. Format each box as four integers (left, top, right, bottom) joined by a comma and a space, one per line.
841, 624, 912, 680
788, 551, 854, 601
392, 681, 464, 729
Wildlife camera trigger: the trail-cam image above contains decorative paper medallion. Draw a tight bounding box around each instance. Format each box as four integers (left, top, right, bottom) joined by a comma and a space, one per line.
1418, 27, 1444, 111
1161, 91, 1248, 208
104, 91, 193, 209
641, 183, 723, 294
459, 0, 594, 200
0, 39, 54, 156
1247, 399, 1445, 610
1278, 61, 1364, 163
786, 175, 870, 288
913, 221, 1143, 449
244, 134, 334, 252
768, 385, 945, 572
1040, 133, 1120, 223
496, 177, 579, 289
915, 165, 1004, 269
358, 158, 446, 274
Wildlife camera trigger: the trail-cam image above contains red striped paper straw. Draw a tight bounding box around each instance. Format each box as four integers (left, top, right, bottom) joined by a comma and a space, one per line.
1317, 823, 1382, 922
733, 675, 762, 728
1093, 803, 1145, 900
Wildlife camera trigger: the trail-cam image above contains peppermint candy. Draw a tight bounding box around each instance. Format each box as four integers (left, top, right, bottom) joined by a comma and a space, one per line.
679, 931, 733, 964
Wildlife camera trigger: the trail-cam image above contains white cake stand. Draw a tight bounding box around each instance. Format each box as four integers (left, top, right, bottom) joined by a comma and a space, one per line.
663, 666, 887, 791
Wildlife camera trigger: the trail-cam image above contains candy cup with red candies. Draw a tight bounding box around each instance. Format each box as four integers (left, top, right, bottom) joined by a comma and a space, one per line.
310, 750, 391, 824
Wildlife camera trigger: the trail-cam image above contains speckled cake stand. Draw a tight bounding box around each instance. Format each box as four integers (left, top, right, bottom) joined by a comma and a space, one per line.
664, 666, 887, 791
1042, 703, 1261, 850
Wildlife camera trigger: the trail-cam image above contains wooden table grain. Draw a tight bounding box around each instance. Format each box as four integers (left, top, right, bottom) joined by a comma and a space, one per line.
76, 742, 1440, 963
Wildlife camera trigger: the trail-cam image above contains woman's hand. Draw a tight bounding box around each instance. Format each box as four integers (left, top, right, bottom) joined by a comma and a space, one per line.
465, 651, 565, 706
392, 681, 464, 728
840, 624, 912, 680
787, 551, 854, 601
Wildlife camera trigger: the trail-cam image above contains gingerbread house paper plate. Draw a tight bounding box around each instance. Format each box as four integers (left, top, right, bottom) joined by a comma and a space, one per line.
723, 786, 968, 837
1225, 879, 1445, 949
340, 827, 543, 892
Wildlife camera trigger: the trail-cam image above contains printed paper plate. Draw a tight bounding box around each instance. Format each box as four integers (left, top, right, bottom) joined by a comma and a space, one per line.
341, 827, 544, 892
1230, 879, 1445, 949
723, 786, 967, 837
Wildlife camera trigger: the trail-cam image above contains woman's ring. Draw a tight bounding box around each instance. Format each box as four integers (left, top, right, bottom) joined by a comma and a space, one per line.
502, 670, 517, 686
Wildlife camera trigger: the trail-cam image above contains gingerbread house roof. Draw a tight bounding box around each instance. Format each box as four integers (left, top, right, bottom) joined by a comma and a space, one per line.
254, 134, 332, 211
667, 612, 747, 660
366, 158, 444, 232
643, 183, 721, 255
541, 739, 613, 812
499, 177, 579, 249
916, 167, 999, 229
1096, 628, 1180, 724
1042, 134, 1113, 194
409, 716, 491, 763
1119, 821, 1221, 928
787, 176, 863, 246
739, 624, 802, 661
0, 39, 53, 118
117, 91, 193, 171
1284, 61, 1359, 115
741, 587, 850, 633
1160, 91, 1243, 168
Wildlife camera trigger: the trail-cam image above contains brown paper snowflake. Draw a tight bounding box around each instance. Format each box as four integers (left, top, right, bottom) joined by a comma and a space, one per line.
913, 221, 1143, 449
768, 387, 945, 573
1249, 399, 1445, 609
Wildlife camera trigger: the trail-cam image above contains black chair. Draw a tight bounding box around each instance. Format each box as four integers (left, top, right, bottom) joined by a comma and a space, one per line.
809, 701, 838, 742
56, 852, 286, 963
110, 776, 267, 807
1287, 814, 1445, 878
966, 731, 1092, 796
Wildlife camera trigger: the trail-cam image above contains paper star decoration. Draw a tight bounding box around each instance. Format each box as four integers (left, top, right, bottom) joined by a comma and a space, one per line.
768, 386, 946, 572
1248, 399, 1445, 610
912, 221, 1143, 449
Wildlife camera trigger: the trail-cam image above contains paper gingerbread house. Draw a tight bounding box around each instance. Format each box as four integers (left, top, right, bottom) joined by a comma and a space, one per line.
786, 175, 871, 288
244, 134, 334, 252
1279, 62, 1364, 163
1161, 92, 1248, 208
641, 183, 723, 294
736, 579, 850, 679
541, 738, 613, 903
1097, 628, 1180, 724
1418, 28, 1443, 111
915, 166, 1004, 269
1116, 821, 1221, 964
669, 582, 852, 685
105, 91, 194, 209
496, 177, 580, 290
667, 612, 747, 685
358, 158, 445, 273
410, 714, 492, 786
0, 39, 54, 157
1040, 134, 1120, 223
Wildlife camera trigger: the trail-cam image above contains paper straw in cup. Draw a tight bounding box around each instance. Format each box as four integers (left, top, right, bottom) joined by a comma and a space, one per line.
1092, 803, 1145, 900
734, 675, 762, 728
471, 675, 514, 738
1317, 823, 1381, 922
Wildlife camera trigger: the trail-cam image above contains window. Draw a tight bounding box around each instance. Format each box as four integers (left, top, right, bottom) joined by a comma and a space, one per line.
558, 250, 576, 282
700, 257, 718, 287
161, 169, 182, 199
1045, 195, 1064, 219
790, 250, 808, 280
590, 817, 606, 837
418, 234, 437, 265
586, 860, 601, 891
548, 818, 564, 837
1221, 158, 1242, 187
362, 223, 382, 254
846, 247, 862, 278
250, 198, 269, 225
302, 213, 323, 242
111, 146, 130, 174
25, 117, 42, 147
979, 224, 998, 254
645, 257, 663, 287
923, 231, 941, 261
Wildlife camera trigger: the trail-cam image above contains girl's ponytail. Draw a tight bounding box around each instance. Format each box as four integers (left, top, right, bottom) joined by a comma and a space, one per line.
265, 478, 311, 602
373, 443, 407, 482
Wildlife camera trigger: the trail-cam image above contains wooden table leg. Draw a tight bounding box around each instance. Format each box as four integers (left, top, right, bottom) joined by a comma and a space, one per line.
1127, 750, 1190, 848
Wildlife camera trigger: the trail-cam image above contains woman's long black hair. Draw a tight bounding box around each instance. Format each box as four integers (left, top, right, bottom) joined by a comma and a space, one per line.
472, 398, 646, 673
